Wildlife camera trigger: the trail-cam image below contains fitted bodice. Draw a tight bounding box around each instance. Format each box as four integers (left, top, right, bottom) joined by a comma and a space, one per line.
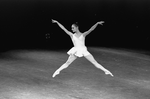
71, 34, 86, 48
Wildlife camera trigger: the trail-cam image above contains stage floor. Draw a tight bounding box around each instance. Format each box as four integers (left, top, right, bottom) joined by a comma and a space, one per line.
0, 48, 150, 99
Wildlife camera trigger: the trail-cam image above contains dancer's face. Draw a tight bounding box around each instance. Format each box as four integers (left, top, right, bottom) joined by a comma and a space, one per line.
71, 25, 78, 33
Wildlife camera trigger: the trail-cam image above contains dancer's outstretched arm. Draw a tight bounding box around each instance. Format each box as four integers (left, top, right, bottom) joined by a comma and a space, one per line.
52, 19, 73, 36
83, 21, 104, 36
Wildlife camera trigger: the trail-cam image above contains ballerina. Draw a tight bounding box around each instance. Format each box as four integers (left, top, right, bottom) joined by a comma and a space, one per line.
52, 19, 114, 77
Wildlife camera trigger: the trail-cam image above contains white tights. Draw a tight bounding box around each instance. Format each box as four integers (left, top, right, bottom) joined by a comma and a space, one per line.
52, 54, 113, 78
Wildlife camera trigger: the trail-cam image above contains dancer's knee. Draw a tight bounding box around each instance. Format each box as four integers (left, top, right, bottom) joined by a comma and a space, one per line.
60, 63, 69, 70
63, 59, 75, 69
65, 61, 72, 65
65, 60, 74, 65
85, 55, 97, 64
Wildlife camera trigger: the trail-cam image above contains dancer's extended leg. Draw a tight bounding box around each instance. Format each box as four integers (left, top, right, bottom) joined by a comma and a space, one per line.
84, 54, 114, 77
52, 54, 77, 78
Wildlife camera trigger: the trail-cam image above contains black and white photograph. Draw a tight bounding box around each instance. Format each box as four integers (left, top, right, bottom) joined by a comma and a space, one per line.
0, 0, 150, 98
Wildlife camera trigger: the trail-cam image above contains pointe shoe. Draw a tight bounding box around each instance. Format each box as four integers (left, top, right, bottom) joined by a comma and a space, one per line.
52, 70, 60, 78
104, 70, 114, 77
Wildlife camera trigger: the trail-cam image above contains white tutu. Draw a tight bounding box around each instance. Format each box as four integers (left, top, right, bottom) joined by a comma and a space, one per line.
67, 47, 90, 57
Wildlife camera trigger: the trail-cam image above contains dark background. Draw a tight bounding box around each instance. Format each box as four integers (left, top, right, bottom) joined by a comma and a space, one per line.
0, 0, 150, 51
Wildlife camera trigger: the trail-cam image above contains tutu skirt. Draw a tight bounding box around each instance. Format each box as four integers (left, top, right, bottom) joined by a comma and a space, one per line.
67, 47, 90, 57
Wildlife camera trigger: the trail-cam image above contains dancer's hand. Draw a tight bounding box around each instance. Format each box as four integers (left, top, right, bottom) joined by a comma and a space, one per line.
52, 19, 58, 23
98, 21, 104, 25
104, 70, 114, 77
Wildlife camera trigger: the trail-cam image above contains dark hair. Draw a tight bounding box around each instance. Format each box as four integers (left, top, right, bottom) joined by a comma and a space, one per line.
73, 22, 79, 27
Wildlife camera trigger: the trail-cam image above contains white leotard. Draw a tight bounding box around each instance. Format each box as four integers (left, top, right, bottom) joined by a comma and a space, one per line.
67, 34, 90, 57
72, 34, 85, 47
